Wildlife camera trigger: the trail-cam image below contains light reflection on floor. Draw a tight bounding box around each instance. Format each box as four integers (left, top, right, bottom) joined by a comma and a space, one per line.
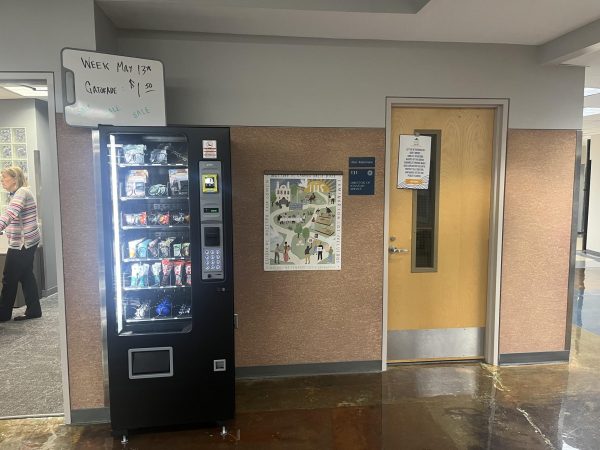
1, 252, 600, 448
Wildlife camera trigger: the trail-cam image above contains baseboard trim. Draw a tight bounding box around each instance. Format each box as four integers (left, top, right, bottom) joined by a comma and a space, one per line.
42, 286, 58, 297
499, 351, 570, 365
584, 249, 600, 258
236, 360, 381, 379
70, 407, 110, 424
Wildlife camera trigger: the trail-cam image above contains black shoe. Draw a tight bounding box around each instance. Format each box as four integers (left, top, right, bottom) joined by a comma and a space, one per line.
13, 314, 41, 321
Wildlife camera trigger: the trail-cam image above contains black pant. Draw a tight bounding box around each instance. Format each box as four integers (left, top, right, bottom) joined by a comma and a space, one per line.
0, 244, 40, 321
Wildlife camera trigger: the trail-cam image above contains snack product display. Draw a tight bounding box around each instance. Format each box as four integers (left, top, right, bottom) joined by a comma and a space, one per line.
116, 138, 192, 327
125, 170, 148, 197
122, 145, 146, 164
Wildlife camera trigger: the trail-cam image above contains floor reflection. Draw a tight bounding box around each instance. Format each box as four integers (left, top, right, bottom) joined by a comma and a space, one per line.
1, 255, 600, 449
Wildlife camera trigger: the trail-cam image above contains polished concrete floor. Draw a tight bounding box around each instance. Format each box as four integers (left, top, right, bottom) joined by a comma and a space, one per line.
1, 255, 600, 449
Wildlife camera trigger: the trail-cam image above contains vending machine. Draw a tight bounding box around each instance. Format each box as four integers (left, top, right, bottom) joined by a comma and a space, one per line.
97, 126, 234, 437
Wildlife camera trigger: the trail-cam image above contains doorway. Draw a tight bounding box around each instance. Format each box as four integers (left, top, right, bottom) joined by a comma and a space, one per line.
0, 72, 68, 419
383, 98, 508, 367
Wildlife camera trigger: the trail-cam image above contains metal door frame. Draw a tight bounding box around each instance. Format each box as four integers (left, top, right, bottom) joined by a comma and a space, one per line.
0, 71, 70, 421
382, 97, 509, 369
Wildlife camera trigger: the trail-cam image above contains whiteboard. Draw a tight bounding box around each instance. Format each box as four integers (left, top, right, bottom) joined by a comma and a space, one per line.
61, 48, 166, 127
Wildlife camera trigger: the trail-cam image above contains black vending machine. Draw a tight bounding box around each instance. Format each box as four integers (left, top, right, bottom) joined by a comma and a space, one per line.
97, 126, 234, 437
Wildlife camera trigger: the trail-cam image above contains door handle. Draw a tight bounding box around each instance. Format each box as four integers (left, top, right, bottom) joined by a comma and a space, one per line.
389, 246, 409, 254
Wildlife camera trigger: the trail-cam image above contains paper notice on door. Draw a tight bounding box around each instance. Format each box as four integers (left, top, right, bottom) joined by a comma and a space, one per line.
397, 135, 432, 189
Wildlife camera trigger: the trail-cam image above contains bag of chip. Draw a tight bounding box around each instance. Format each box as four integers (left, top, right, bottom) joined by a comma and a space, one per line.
138, 263, 150, 287
173, 260, 185, 286
185, 261, 192, 286
161, 259, 173, 286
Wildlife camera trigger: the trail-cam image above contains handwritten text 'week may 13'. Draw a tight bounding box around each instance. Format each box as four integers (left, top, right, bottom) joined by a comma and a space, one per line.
80, 57, 152, 75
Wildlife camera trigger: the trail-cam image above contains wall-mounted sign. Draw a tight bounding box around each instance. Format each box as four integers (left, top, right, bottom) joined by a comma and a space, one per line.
397, 135, 432, 189
61, 48, 166, 127
349, 157, 375, 168
349, 169, 375, 195
349, 157, 375, 195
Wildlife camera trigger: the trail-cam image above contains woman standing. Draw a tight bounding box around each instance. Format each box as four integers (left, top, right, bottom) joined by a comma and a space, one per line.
0, 167, 41, 322
283, 241, 290, 263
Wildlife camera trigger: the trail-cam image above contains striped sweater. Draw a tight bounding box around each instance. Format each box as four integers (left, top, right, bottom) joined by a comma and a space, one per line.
0, 187, 41, 249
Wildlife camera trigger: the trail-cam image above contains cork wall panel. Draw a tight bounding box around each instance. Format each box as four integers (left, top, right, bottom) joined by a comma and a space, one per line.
231, 127, 385, 367
56, 115, 105, 409
500, 129, 576, 354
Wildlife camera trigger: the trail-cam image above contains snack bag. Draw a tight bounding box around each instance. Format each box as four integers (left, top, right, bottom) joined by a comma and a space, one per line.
155, 297, 172, 317
173, 243, 182, 257
148, 184, 167, 197
158, 212, 170, 225
150, 262, 162, 286
149, 147, 167, 164
134, 301, 150, 320
178, 303, 191, 316
171, 211, 187, 225
128, 238, 144, 258
181, 242, 190, 257
185, 262, 192, 286
173, 260, 185, 286
161, 259, 173, 286
168, 169, 189, 196
124, 211, 147, 226
147, 238, 160, 258
124, 298, 140, 320
159, 239, 172, 258
136, 239, 152, 259
138, 264, 150, 287
122, 144, 146, 164
130, 263, 141, 287
124, 213, 136, 226
125, 170, 148, 197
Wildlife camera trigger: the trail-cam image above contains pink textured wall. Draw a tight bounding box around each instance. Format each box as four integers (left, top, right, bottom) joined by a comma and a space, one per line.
499, 129, 576, 354
54, 123, 575, 414
231, 127, 384, 366
56, 115, 105, 409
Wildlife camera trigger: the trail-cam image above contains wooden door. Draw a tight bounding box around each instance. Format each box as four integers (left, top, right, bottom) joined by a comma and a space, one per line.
387, 107, 494, 362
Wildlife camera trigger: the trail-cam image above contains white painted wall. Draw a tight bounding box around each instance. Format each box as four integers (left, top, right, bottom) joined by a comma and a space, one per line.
95, 3, 118, 54
35, 99, 57, 293
117, 33, 584, 129
0, 0, 96, 112
587, 135, 600, 252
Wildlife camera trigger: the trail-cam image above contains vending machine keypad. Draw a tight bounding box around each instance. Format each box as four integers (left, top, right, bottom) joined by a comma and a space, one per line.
199, 161, 225, 280
204, 248, 223, 272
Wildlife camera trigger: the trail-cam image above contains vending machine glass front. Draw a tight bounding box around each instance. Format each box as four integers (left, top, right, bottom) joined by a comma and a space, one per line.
106, 132, 192, 335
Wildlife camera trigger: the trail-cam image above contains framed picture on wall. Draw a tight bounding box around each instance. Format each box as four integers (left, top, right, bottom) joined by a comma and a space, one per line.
264, 172, 342, 271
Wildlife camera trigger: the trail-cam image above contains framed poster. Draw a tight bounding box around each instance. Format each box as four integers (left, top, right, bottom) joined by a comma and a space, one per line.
264, 173, 342, 271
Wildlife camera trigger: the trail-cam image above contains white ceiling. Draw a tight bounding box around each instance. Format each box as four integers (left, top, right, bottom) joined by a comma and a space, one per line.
97, 0, 600, 45
0, 87, 23, 100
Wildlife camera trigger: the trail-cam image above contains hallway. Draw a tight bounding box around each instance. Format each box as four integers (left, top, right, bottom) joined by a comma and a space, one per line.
1, 256, 599, 449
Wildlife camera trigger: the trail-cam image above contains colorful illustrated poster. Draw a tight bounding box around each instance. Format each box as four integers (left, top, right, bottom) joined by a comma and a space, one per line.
264, 174, 342, 271
397, 134, 432, 189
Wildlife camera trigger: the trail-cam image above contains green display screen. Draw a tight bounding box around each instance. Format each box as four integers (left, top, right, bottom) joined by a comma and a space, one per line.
203, 207, 219, 214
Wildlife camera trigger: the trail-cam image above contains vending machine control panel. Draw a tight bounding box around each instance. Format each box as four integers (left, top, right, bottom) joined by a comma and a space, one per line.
199, 161, 224, 280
